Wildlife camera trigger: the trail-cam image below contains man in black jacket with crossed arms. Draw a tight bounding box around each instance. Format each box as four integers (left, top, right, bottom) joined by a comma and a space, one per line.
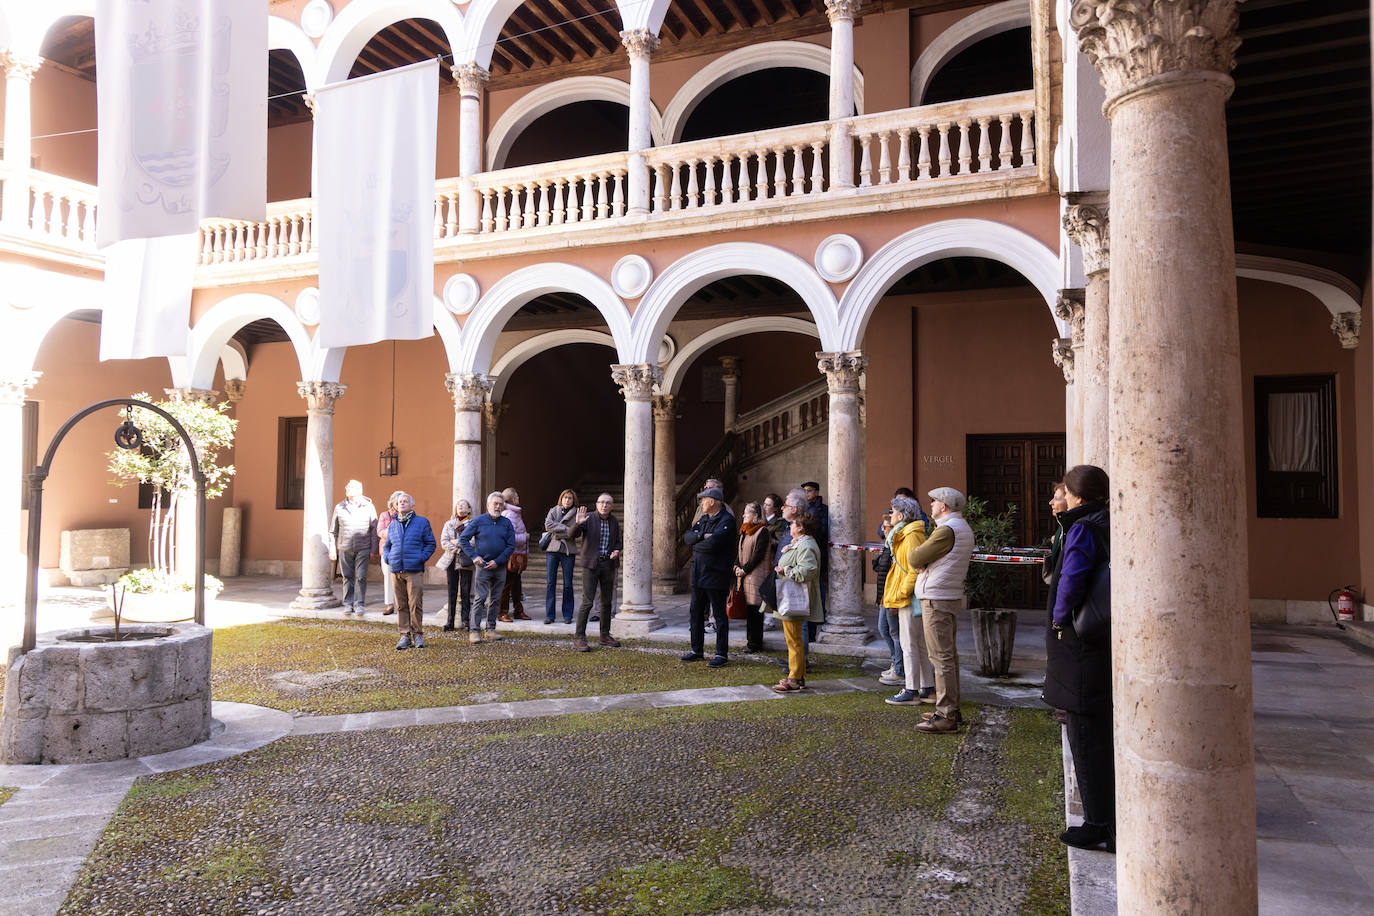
681, 486, 738, 668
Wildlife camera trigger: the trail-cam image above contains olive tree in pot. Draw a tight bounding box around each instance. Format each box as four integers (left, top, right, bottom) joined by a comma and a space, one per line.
964, 496, 1020, 677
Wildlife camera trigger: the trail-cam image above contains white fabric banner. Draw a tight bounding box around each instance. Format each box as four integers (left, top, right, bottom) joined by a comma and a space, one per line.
95, 0, 267, 248
314, 60, 439, 350
98, 234, 199, 361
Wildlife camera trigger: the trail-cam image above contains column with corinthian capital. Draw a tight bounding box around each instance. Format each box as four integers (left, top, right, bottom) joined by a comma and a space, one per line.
825, 0, 858, 189
163, 388, 220, 580
1, 51, 43, 227
445, 373, 491, 509
816, 351, 869, 645
1063, 194, 1110, 470
611, 364, 664, 634
1055, 289, 1086, 464
651, 394, 678, 594
1072, 2, 1255, 910
1, 372, 40, 605
453, 63, 490, 233
621, 29, 660, 215
291, 381, 347, 610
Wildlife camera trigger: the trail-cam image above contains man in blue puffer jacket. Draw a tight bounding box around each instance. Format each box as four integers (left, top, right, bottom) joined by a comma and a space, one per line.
459, 491, 517, 643
383, 491, 436, 650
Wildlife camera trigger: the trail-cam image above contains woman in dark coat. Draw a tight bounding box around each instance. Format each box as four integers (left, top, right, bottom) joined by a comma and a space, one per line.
1042, 464, 1114, 852
733, 502, 773, 652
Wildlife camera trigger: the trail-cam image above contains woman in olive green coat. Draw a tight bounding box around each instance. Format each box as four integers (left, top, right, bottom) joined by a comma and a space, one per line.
767, 513, 825, 692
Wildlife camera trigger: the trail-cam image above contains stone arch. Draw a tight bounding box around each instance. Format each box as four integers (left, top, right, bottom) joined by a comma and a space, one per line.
910, 0, 1031, 106
488, 329, 617, 400
661, 317, 820, 395
455, 264, 632, 374
462, 0, 623, 70
315, 0, 465, 85
19, 2, 94, 56
269, 15, 317, 88
486, 76, 665, 169
8, 266, 106, 370
661, 41, 864, 143
630, 243, 841, 364
1235, 254, 1362, 319
836, 219, 1060, 349
185, 294, 317, 389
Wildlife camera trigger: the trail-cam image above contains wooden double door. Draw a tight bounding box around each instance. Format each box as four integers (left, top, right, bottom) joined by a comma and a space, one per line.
966, 434, 1066, 609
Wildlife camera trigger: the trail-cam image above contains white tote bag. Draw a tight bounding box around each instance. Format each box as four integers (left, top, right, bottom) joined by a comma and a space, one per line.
776, 577, 811, 618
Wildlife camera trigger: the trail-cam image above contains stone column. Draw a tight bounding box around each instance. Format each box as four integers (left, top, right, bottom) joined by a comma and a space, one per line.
290, 381, 347, 610
816, 351, 869, 645
1, 372, 39, 603
163, 388, 219, 580
611, 364, 664, 635
1072, 3, 1256, 911
454, 63, 490, 234
651, 394, 678, 595
825, 0, 858, 189
621, 29, 660, 216
1055, 289, 1086, 465
1051, 337, 1078, 463
445, 373, 491, 508
1064, 194, 1111, 470
1, 52, 42, 228
219, 507, 242, 578
481, 400, 505, 497
719, 356, 740, 431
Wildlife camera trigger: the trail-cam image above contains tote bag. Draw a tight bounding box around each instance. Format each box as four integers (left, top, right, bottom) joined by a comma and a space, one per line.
776, 577, 810, 618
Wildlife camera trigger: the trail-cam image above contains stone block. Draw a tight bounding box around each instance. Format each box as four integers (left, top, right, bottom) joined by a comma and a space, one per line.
59, 528, 130, 575
79, 640, 179, 711
40, 711, 130, 764
174, 631, 213, 701
128, 698, 211, 756
66, 568, 129, 587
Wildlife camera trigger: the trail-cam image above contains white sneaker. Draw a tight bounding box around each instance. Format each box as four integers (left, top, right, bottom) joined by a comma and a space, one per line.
879, 666, 895, 679
878, 673, 904, 686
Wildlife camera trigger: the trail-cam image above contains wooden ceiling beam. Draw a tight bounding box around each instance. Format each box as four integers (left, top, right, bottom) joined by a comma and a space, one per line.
401, 19, 455, 57
747, 0, 776, 27
717, 0, 754, 27
540, 0, 605, 57
507, 9, 574, 62
496, 23, 554, 68
696, 1, 731, 35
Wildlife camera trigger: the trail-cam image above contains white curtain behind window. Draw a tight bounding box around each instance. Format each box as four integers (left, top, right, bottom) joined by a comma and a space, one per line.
1267, 391, 1321, 472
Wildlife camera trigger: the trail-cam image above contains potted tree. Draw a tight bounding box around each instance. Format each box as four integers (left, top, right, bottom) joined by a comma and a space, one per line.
964, 496, 1020, 677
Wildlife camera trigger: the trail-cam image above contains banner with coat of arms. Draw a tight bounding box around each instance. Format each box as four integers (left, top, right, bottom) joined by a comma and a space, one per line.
95, 0, 267, 248
314, 59, 439, 350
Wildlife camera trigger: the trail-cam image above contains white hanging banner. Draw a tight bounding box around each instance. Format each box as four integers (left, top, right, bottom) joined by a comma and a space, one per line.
95, 0, 268, 248
98, 234, 199, 361
314, 59, 438, 350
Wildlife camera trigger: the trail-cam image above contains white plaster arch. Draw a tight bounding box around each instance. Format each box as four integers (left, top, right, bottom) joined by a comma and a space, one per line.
910, 0, 1031, 105
315, 0, 465, 86
268, 15, 318, 89
836, 219, 1060, 349
5, 263, 107, 370
488, 329, 617, 400
630, 243, 842, 364
662, 41, 863, 144
185, 294, 316, 390
220, 339, 249, 380
1235, 254, 1362, 318
430, 293, 465, 372
661, 316, 820, 395
455, 264, 632, 374
0, 8, 12, 49
486, 76, 665, 170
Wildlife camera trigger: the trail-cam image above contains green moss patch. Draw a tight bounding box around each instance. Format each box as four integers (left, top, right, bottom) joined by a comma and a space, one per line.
1000, 707, 1071, 916
0, 786, 16, 807
584, 860, 772, 916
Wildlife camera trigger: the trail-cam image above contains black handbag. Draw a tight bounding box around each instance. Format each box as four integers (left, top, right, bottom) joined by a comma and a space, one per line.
1072, 524, 1111, 640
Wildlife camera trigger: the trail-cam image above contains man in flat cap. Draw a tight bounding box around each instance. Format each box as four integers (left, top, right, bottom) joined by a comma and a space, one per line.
908, 487, 975, 733
681, 485, 737, 667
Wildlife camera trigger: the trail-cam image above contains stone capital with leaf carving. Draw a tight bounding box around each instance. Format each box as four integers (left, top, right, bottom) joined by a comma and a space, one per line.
652, 394, 676, 422
817, 350, 867, 393
620, 29, 661, 61
223, 379, 247, 403
445, 372, 494, 411
452, 63, 490, 94
1052, 338, 1076, 384
0, 372, 40, 407
1055, 289, 1087, 347
0, 51, 43, 82
1063, 195, 1110, 277
164, 388, 219, 405
482, 400, 507, 433
825, 0, 861, 25
1070, 1, 1242, 103
1332, 311, 1361, 350
611, 364, 662, 402
297, 381, 347, 413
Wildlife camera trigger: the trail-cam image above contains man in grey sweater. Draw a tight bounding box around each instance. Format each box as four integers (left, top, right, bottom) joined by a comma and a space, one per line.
330, 480, 377, 615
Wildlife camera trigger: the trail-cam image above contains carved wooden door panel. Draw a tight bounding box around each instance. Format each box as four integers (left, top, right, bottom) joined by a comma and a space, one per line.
967, 434, 1066, 608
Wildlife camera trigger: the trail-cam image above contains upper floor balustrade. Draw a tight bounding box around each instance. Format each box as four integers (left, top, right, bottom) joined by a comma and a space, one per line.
0, 91, 1042, 282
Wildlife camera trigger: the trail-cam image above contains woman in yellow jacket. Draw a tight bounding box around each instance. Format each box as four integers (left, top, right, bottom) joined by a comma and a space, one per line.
882, 495, 937, 706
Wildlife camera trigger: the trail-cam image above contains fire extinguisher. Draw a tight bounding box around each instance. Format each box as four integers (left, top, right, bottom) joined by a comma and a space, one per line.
1328, 586, 1360, 627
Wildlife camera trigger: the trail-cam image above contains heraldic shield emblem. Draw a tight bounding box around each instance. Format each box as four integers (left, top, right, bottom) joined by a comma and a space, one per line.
388, 202, 414, 317
128, 9, 233, 213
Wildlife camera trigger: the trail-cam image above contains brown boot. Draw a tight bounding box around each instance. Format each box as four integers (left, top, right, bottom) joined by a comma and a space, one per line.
599, 635, 621, 648
573, 637, 591, 652
915, 714, 960, 733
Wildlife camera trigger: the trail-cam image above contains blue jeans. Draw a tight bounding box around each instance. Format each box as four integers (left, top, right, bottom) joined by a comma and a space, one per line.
472, 565, 507, 630
545, 552, 576, 622
877, 605, 903, 675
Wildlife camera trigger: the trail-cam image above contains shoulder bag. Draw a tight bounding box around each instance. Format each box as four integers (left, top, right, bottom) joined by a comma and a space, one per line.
1071, 521, 1111, 640
776, 576, 811, 618
726, 576, 748, 620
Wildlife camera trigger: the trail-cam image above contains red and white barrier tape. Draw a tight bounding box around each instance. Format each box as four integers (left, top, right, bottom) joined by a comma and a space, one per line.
827, 542, 1047, 565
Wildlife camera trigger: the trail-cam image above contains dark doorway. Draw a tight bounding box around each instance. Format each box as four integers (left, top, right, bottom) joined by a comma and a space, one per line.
966, 433, 1065, 608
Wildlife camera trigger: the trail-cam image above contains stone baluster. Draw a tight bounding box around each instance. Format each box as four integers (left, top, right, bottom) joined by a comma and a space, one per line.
611, 364, 665, 636
0, 372, 40, 603
1072, 3, 1255, 911
1055, 289, 1086, 465
652, 394, 679, 595
737, 153, 753, 202
667, 166, 681, 211
936, 122, 953, 176
956, 117, 973, 173
445, 192, 458, 237
621, 29, 660, 216
685, 159, 700, 209
877, 131, 892, 184
857, 135, 873, 187
771, 147, 786, 197
82, 199, 97, 246
29, 187, 45, 233
790, 145, 806, 195
825, 0, 859, 189
453, 63, 490, 233
596, 172, 611, 219
0, 52, 42, 229
1063, 195, 1110, 470
976, 116, 993, 171
698, 157, 714, 206
495, 187, 508, 232
652, 165, 668, 213
897, 128, 912, 181
302, 210, 312, 252
916, 125, 933, 179
433, 196, 443, 238
523, 181, 538, 228
719, 154, 736, 203
809, 140, 826, 193
581, 175, 596, 220
815, 351, 869, 645
551, 179, 567, 225
997, 113, 1015, 170
537, 180, 552, 227
479, 188, 493, 232
445, 373, 492, 512
290, 381, 347, 610
1018, 110, 1035, 166
201, 227, 215, 264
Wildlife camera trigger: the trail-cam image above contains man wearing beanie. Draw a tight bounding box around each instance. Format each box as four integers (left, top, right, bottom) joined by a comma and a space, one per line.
908, 487, 975, 733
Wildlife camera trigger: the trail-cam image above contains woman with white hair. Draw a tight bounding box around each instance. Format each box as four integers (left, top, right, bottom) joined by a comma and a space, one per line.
881, 494, 936, 706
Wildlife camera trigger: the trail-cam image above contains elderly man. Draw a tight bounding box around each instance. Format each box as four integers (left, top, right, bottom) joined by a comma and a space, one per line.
382, 491, 436, 650
571, 493, 623, 652
801, 480, 831, 621
909, 487, 976, 733
330, 479, 376, 616
681, 486, 738, 667
460, 491, 516, 643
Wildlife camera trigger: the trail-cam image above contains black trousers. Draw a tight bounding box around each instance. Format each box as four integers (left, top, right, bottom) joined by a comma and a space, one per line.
575, 559, 616, 638
689, 587, 729, 658
1066, 708, 1116, 829
445, 566, 472, 628
744, 603, 764, 650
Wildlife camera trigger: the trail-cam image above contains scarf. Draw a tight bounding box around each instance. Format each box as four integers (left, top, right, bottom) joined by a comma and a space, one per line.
398, 511, 414, 523
740, 520, 764, 536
